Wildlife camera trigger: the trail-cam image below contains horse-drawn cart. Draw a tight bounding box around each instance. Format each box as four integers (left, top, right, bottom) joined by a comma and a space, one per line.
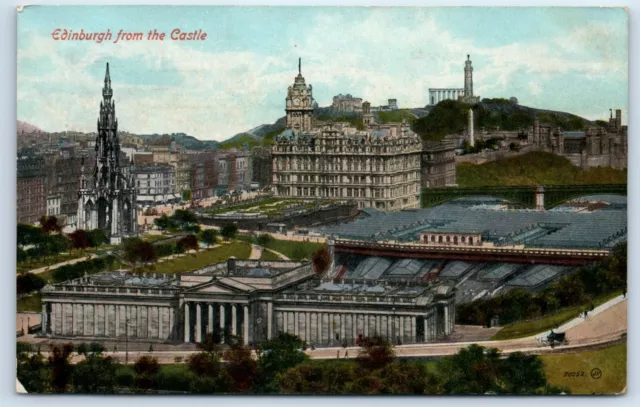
537, 330, 569, 347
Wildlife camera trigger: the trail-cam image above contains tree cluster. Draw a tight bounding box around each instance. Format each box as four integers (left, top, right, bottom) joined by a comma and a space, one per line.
17, 222, 70, 264
68, 229, 109, 251
17, 273, 47, 295
17, 335, 565, 395
153, 209, 201, 234
50, 255, 117, 283
123, 238, 158, 268
457, 243, 627, 326
17, 220, 108, 265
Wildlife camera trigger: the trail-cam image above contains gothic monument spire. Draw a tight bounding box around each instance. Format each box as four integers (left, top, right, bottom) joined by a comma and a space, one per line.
77, 62, 137, 244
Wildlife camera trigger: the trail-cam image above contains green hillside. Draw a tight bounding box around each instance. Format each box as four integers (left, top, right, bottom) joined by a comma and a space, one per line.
412, 99, 594, 142
376, 109, 417, 124
457, 151, 627, 187
218, 134, 260, 150
259, 126, 286, 146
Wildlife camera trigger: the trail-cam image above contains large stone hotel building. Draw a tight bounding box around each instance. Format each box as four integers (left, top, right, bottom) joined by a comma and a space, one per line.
271, 60, 424, 211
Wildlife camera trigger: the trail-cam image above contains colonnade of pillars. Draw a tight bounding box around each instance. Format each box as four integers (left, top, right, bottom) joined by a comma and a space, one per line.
40, 301, 456, 347
42, 302, 175, 340
429, 89, 464, 105
275, 310, 444, 346
184, 302, 250, 345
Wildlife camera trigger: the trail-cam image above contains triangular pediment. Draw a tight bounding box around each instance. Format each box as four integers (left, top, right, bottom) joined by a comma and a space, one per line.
197, 284, 235, 294
184, 278, 251, 294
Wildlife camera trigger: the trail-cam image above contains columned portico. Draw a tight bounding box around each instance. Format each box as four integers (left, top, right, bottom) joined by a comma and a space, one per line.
40, 260, 455, 348
231, 304, 237, 336
184, 302, 190, 343
218, 304, 225, 342
207, 304, 213, 334
267, 302, 273, 339
195, 303, 202, 343
243, 305, 249, 345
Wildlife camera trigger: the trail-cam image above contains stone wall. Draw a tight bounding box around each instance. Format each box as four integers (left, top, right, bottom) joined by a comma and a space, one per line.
455, 144, 541, 165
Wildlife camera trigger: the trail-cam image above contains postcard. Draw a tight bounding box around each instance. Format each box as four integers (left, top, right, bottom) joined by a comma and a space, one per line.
16, 5, 627, 395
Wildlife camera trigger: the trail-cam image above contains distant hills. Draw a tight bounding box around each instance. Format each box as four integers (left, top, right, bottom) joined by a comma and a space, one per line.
134, 133, 220, 150
17, 120, 44, 134
17, 98, 600, 151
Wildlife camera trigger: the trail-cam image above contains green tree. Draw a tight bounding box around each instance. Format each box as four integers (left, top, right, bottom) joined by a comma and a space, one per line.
123, 237, 157, 268
133, 355, 160, 391
18, 223, 44, 247
187, 352, 220, 378
278, 360, 359, 394
256, 234, 272, 247
69, 229, 91, 251
177, 234, 199, 253
47, 343, 74, 393
222, 342, 259, 393
87, 229, 109, 247
199, 229, 218, 247
17, 247, 27, 263
355, 336, 395, 371
256, 333, 309, 393
312, 246, 332, 275
43, 234, 71, 261
89, 342, 106, 354
76, 343, 89, 356
437, 344, 502, 395
40, 216, 62, 234
374, 362, 441, 394
221, 224, 238, 241
154, 214, 174, 232
72, 353, 118, 393
17, 273, 46, 295
182, 189, 192, 202
499, 352, 549, 394
17, 353, 48, 393
171, 209, 198, 226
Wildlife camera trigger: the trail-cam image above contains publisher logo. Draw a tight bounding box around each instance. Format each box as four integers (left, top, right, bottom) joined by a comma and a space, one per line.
591, 368, 602, 380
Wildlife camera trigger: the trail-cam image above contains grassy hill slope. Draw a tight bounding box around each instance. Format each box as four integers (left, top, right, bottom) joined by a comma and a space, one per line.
457, 152, 627, 187
412, 99, 594, 142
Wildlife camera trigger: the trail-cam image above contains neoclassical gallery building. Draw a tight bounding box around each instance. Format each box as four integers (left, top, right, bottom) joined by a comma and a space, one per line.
39, 258, 456, 347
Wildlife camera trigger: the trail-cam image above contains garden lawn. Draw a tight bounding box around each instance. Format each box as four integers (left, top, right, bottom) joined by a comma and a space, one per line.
541, 343, 626, 394
143, 234, 176, 243
259, 249, 281, 261
17, 293, 42, 313
262, 238, 325, 261
143, 241, 251, 274
491, 290, 622, 340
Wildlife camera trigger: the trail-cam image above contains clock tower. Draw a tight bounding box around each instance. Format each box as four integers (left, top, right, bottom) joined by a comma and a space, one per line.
285, 58, 314, 131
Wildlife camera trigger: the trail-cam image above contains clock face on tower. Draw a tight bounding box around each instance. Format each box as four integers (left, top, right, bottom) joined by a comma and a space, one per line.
294, 98, 301, 106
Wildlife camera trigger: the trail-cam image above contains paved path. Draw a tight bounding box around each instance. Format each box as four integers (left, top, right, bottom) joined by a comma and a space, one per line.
249, 244, 262, 260
17, 313, 40, 333
534, 294, 626, 340
25, 254, 95, 275
23, 298, 626, 365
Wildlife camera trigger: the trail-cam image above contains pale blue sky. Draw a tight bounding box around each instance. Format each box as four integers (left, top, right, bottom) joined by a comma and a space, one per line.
18, 6, 628, 140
